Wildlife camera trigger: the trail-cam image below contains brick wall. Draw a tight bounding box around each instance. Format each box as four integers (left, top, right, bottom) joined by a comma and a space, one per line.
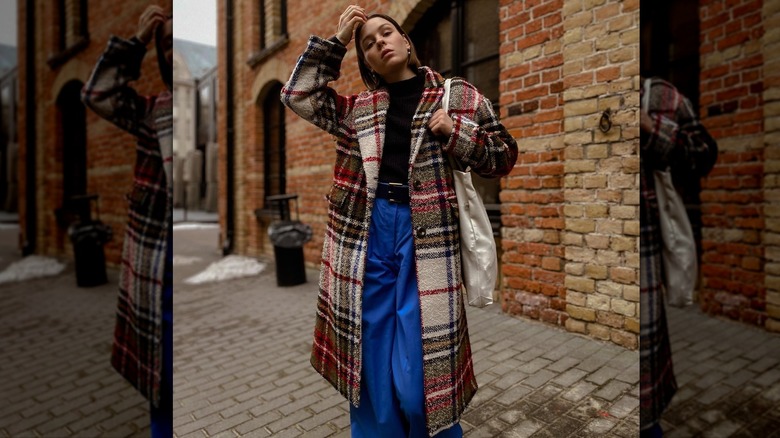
220, 0, 640, 348
699, 0, 768, 326
498, 0, 567, 329
493, 0, 639, 349
17, 1, 170, 264
560, 0, 640, 348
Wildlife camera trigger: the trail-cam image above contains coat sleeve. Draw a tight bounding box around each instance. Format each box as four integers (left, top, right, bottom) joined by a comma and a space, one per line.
642, 79, 718, 176
443, 80, 518, 178
81, 36, 156, 140
280, 36, 357, 138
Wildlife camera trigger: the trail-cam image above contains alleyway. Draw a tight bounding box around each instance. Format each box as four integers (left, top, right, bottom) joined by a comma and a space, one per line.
172, 226, 640, 437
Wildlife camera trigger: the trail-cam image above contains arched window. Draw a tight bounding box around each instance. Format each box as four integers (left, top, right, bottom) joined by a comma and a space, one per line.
263, 82, 285, 206
57, 80, 87, 221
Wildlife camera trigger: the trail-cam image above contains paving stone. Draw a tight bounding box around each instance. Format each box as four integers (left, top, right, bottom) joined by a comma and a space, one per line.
585, 366, 622, 386
526, 384, 564, 405
698, 385, 733, 405
534, 415, 585, 438
528, 397, 575, 423
584, 417, 617, 434
465, 416, 507, 437
495, 384, 533, 407
594, 380, 631, 402
562, 382, 598, 403
546, 356, 580, 373
608, 395, 638, 419
552, 368, 589, 388
701, 419, 741, 438
522, 369, 557, 389
461, 401, 505, 426
500, 419, 544, 438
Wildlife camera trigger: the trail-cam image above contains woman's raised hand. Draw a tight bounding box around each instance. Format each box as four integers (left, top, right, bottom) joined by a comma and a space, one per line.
135, 5, 167, 46
336, 5, 367, 46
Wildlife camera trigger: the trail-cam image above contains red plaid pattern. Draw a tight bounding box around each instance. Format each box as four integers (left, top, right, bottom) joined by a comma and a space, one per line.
282, 36, 517, 435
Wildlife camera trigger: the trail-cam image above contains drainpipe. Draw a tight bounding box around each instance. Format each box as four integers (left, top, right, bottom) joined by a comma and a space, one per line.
222, 0, 235, 255
22, 0, 36, 256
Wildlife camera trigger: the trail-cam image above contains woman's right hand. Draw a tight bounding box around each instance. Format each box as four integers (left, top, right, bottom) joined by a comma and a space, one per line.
336, 5, 367, 45
135, 5, 167, 46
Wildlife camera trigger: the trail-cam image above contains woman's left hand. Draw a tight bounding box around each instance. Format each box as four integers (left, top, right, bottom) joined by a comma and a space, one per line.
428, 109, 453, 137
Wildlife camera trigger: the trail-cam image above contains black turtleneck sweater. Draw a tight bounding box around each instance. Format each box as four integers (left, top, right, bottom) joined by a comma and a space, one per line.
378, 73, 425, 184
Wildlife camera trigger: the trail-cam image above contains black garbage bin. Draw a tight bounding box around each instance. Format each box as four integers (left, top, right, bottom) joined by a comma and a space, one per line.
68, 221, 112, 287
268, 220, 312, 286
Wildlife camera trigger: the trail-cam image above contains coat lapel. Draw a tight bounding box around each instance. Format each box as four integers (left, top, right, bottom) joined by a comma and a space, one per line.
353, 90, 389, 198
409, 68, 445, 168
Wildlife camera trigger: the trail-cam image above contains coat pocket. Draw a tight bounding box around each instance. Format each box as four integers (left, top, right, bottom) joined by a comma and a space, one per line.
325, 184, 349, 212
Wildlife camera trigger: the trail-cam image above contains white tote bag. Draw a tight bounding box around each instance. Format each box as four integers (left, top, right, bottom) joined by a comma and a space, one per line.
443, 78, 497, 307
644, 78, 696, 307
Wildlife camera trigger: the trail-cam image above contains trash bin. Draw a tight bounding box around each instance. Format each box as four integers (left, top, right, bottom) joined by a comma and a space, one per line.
68, 220, 112, 287
268, 220, 312, 287
264, 194, 312, 287
65, 194, 112, 288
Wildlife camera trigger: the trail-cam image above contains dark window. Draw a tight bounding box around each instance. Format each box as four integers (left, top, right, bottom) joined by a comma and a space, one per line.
263, 83, 286, 205
411, 0, 500, 105
0, 72, 18, 211
49, 0, 89, 68
250, 0, 288, 67
640, 0, 700, 109
259, 0, 287, 50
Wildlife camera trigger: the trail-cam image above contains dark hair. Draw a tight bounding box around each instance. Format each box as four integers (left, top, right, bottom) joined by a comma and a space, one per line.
354, 14, 421, 91
156, 16, 173, 90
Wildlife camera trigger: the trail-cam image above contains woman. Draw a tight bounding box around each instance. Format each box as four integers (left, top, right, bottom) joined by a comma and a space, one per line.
281, 5, 518, 437
81, 5, 173, 437
639, 77, 717, 437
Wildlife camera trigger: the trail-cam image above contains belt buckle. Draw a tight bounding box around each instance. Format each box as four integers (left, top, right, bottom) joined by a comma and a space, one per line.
386, 182, 403, 203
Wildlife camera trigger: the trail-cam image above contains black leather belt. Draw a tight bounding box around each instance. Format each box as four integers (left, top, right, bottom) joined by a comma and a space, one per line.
376, 182, 410, 204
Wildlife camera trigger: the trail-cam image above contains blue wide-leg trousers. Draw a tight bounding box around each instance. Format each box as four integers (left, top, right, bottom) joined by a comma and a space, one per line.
350, 198, 462, 438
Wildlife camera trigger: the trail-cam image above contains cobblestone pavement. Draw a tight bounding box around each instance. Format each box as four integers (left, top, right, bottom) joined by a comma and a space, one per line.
173, 226, 640, 437
0, 268, 151, 437
661, 305, 780, 437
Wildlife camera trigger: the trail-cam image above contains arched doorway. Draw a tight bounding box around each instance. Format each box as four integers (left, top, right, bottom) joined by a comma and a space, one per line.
263, 81, 286, 206
56, 80, 88, 223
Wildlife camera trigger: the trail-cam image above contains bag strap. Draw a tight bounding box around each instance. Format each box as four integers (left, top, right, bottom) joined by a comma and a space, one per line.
642, 78, 651, 113
442, 78, 467, 172
443, 78, 451, 113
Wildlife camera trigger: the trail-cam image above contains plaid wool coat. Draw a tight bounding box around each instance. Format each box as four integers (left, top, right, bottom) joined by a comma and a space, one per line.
281, 36, 518, 435
640, 77, 717, 428
82, 36, 172, 407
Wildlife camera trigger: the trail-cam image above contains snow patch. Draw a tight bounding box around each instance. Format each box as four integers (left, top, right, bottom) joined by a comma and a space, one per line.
184, 255, 266, 284
0, 256, 67, 284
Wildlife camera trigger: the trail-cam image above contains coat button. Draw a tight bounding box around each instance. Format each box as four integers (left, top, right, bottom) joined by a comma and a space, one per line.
416, 227, 426, 238
413, 180, 422, 191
